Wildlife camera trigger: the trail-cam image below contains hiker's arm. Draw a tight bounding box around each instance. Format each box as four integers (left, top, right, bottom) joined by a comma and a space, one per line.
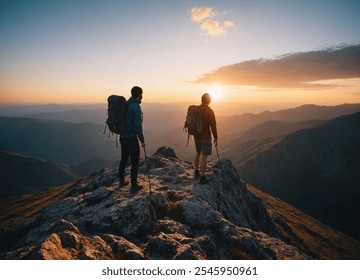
210, 110, 218, 141
134, 105, 145, 144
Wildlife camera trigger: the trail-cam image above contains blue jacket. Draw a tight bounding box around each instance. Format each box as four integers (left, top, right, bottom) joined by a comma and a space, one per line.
121, 96, 145, 143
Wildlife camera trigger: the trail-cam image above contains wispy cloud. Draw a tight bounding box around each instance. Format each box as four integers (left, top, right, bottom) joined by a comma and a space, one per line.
190, 6, 234, 37
195, 44, 360, 88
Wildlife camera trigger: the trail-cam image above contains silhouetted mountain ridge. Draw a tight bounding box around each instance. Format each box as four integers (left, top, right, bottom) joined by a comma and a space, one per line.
220, 103, 360, 138
235, 112, 360, 240
0, 116, 119, 164
0, 150, 79, 199
74, 157, 118, 177
231, 119, 325, 144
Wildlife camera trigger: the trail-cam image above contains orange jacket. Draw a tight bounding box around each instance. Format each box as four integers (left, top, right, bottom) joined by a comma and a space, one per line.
194, 103, 218, 141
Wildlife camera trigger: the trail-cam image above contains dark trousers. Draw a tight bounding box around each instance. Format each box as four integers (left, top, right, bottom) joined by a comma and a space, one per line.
119, 137, 140, 185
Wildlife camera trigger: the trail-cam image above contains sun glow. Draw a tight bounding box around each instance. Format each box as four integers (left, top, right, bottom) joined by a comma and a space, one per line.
209, 85, 226, 101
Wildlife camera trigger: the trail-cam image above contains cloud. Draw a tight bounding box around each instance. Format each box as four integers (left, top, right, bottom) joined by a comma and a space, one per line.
195, 44, 360, 88
191, 7, 215, 22
200, 19, 229, 36
191, 6, 234, 37
223, 20, 235, 28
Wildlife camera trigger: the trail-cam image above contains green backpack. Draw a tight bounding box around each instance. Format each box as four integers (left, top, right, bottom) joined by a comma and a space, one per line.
184, 105, 204, 145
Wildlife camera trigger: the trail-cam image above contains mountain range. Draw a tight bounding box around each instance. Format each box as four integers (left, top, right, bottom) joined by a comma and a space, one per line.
1, 148, 359, 259
230, 112, 360, 240
0, 116, 119, 164
0, 150, 79, 199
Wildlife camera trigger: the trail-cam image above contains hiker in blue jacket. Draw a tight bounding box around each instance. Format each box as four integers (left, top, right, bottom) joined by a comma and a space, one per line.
118, 86, 145, 192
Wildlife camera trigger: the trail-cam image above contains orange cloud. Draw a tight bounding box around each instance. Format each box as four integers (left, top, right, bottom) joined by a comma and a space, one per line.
190, 6, 234, 37
195, 44, 360, 88
191, 7, 215, 22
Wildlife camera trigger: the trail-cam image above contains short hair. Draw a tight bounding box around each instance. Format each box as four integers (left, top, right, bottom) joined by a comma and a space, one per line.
201, 93, 211, 104
131, 86, 143, 98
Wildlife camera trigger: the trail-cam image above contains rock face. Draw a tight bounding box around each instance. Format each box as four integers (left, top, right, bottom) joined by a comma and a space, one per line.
0, 147, 310, 260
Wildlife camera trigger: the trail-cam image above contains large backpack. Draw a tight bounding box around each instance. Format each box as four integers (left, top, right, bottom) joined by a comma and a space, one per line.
184, 105, 204, 146
104, 95, 127, 145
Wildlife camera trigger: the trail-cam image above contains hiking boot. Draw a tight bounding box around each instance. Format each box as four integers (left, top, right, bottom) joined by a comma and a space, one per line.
195, 169, 200, 179
131, 184, 143, 193
199, 176, 211, 185
119, 181, 129, 188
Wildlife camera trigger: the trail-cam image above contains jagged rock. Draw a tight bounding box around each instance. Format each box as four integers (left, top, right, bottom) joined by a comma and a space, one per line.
83, 187, 111, 206
148, 147, 179, 169
146, 192, 169, 215
33, 232, 114, 260
109, 197, 157, 238
145, 232, 216, 260
192, 159, 279, 236
0, 147, 312, 260
180, 197, 225, 228
153, 219, 191, 235
154, 146, 178, 158
177, 235, 217, 260
100, 234, 144, 260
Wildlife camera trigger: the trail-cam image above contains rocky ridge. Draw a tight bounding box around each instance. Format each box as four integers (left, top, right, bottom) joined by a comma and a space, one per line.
0, 147, 325, 259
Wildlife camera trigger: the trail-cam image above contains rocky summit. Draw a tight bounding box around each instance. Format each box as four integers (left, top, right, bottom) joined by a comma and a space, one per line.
0, 147, 354, 260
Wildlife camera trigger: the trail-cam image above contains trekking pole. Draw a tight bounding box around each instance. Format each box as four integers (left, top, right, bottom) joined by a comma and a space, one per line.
143, 146, 152, 193
215, 145, 224, 173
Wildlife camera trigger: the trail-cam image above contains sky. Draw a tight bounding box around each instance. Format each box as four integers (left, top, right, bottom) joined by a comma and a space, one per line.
0, 0, 360, 107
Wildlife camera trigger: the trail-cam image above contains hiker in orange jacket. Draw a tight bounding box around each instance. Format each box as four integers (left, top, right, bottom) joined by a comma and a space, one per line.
194, 93, 218, 184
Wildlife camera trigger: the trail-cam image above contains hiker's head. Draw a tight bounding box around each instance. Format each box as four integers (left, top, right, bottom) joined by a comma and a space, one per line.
131, 86, 143, 101
201, 93, 211, 105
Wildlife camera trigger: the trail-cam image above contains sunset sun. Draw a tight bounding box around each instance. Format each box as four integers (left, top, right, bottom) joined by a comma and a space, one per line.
209, 85, 226, 101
